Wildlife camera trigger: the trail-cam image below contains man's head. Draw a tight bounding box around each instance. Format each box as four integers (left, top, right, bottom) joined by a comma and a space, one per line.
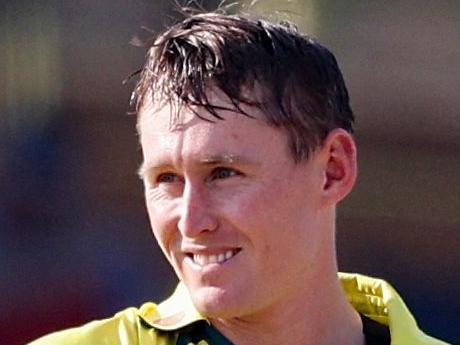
135, 11, 357, 320
133, 12, 354, 162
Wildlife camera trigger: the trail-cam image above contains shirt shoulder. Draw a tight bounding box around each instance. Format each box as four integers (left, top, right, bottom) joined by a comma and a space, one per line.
27, 284, 204, 345
339, 273, 451, 345
27, 305, 177, 345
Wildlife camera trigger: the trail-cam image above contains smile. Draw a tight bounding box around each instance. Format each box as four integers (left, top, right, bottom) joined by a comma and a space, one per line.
190, 249, 241, 267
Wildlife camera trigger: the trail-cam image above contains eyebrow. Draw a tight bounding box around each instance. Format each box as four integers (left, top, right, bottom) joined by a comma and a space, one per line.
137, 162, 169, 179
200, 154, 248, 165
137, 154, 253, 179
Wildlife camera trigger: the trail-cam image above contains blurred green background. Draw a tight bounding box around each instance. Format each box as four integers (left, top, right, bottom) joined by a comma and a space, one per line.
1, 1, 459, 344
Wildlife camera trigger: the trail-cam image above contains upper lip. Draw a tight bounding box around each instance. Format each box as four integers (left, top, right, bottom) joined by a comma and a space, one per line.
181, 245, 241, 256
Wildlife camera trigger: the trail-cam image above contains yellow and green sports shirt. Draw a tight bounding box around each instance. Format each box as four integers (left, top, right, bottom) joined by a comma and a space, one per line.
28, 273, 450, 345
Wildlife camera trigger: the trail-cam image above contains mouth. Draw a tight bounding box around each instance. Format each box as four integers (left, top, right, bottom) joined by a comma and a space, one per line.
187, 248, 241, 267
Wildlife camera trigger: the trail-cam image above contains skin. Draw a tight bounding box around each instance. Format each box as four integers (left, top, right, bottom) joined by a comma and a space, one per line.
139, 88, 362, 345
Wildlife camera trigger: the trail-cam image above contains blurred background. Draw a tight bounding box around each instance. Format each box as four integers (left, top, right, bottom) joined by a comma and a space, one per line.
1, 1, 459, 344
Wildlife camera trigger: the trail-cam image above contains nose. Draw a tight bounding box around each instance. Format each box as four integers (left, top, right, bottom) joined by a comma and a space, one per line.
177, 182, 218, 238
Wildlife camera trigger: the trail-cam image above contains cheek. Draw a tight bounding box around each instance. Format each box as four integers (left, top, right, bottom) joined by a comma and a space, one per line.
242, 180, 298, 217
217, 181, 294, 235
225, 179, 319, 251
145, 196, 180, 254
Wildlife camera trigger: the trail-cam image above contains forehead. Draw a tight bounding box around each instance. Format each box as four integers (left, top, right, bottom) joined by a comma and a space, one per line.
139, 101, 269, 149
138, 86, 264, 139
137, 90, 291, 170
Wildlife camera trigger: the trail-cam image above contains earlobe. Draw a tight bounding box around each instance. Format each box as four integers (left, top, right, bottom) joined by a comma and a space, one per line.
322, 129, 357, 203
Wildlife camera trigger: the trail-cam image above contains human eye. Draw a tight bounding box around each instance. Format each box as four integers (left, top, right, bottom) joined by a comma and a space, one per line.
157, 172, 182, 184
210, 167, 241, 181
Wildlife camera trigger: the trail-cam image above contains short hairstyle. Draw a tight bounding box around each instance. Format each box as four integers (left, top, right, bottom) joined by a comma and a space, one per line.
132, 12, 354, 162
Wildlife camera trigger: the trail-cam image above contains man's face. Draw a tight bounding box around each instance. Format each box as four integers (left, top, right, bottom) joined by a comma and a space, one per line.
139, 90, 330, 319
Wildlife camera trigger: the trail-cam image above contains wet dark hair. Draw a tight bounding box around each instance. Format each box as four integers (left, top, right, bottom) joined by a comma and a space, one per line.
132, 12, 354, 162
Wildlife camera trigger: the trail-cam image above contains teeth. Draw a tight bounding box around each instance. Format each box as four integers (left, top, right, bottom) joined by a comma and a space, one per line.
192, 250, 237, 266
209, 255, 217, 264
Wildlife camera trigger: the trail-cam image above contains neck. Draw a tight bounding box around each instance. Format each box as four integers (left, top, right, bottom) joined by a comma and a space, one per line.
210, 237, 364, 345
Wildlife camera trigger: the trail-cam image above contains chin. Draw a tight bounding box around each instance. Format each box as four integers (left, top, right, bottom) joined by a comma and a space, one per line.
189, 285, 244, 319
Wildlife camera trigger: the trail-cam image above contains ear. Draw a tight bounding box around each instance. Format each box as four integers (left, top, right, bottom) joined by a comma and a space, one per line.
319, 128, 357, 204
